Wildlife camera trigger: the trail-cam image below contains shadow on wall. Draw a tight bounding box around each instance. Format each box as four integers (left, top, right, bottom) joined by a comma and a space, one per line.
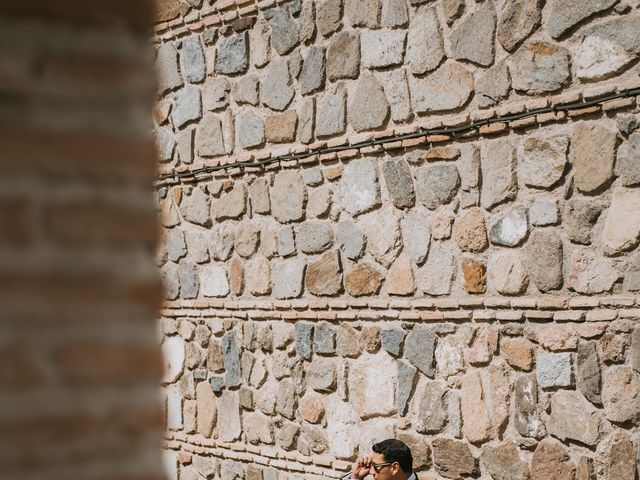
0, 2, 166, 480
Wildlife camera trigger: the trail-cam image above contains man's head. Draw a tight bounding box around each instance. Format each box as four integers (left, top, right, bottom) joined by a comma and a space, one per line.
371, 439, 412, 480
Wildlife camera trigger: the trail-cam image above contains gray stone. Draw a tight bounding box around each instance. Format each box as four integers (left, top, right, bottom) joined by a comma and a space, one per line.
276, 422, 299, 450
222, 331, 242, 388
339, 158, 380, 216
567, 249, 618, 295
348, 73, 389, 132
442, 0, 464, 24
278, 226, 296, 256
361, 30, 406, 68
203, 77, 231, 111
215, 184, 247, 221
156, 127, 175, 162
616, 133, 640, 187
476, 60, 511, 108
415, 380, 448, 433
250, 18, 271, 68
168, 228, 187, 262
564, 198, 603, 245
185, 231, 209, 264
298, 0, 315, 42
459, 144, 480, 190
381, 329, 405, 357
571, 123, 617, 194
546, 0, 617, 39
404, 325, 436, 377
327, 31, 360, 81
599, 430, 637, 480
232, 75, 259, 105
536, 352, 572, 388
295, 322, 314, 359
271, 170, 305, 222
625, 253, 640, 292
548, 390, 601, 446
236, 112, 265, 149
317, 0, 342, 37
406, 7, 444, 74
173, 85, 202, 128
290, 48, 303, 79
265, 8, 299, 55
520, 135, 568, 189
176, 129, 193, 163
216, 32, 248, 74
157, 42, 183, 93
632, 327, 640, 372
275, 379, 297, 419
195, 113, 226, 157
415, 164, 460, 209
397, 362, 417, 416
575, 30, 635, 81
261, 59, 295, 111
336, 220, 366, 260
307, 186, 332, 218
489, 207, 528, 247
296, 220, 334, 254
530, 199, 558, 226
379, 68, 412, 122
524, 229, 563, 291
309, 356, 336, 392
249, 178, 270, 214
515, 373, 545, 438
179, 261, 199, 299
381, 0, 408, 27
481, 140, 517, 210
617, 114, 639, 136
181, 35, 206, 83
314, 322, 336, 354
315, 84, 346, 137
221, 460, 245, 480
345, 0, 381, 28
201, 264, 230, 297
299, 97, 314, 144
401, 209, 430, 265
509, 41, 570, 94
450, 1, 496, 66
180, 188, 211, 227
300, 46, 326, 95
210, 224, 235, 261
359, 207, 402, 268
383, 158, 415, 209
272, 258, 306, 299
577, 340, 602, 404
416, 245, 455, 295
497, 0, 542, 52
411, 62, 474, 113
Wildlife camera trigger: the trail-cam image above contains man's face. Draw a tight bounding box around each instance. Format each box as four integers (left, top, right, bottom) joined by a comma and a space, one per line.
371, 453, 396, 480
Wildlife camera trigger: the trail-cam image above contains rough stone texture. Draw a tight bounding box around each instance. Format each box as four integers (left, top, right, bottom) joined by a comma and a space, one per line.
514, 373, 545, 438
476, 61, 511, 108
481, 140, 517, 210
455, 208, 487, 252
295, 323, 313, 360
567, 249, 618, 295
397, 361, 417, 416
345, 0, 381, 28
261, 59, 295, 111
201, 265, 230, 297
229, 257, 244, 295
232, 75, 259, 106
246, 256, 271, 295
359, 207, 401, 268
416, 245, 455, 295
509, 42, 570, 94
348, 73, 389, 132
564, 199, 603, 245
536, 352, 573, 388
406, 7, 444, 75
530, 199, 558, 226
450, 1, 496, 66
237, 112, 265, 149
218, 391, 242, 441
401, 209, 430, 264
317, 0, 342, 37
404, 325, 436, 377
548, 390, 601, 446
216, 33, 249, 75
265, 8, 299, 55
461, 257, 486, 294
157, 42, 183, 94
339, 158, 381, 216
481, 441, 530, 480
571, 123, 617, 194
361, 30, 406, 69
432, 439, 477, 479
520, 135, 568, 189
196, 113, 226, 157
602, 366, 640, 423
173, 85, 202, 128
531, 438, 575, 480
271, 170, 306, 223
385, 256, 415, 296
215, 184, 247, 220
599, 431, 637, 480
345, 263, 383, 296
546, 0, 617, 39
265, 110, 298, 143
382, 159, 414, 209
414, 379, 448, 434
524, 230, 563, 292
272, 258, 306, 299
602, 188, 640, 255
577, 340, 602, 404
327, 31, 360, 81
336, 220, 365, 260
278, 226, 296, 257
297, 220, 334, 254
306, 249, 342, 296
379, 68, 412, 123
411, 62, 474, 113
617, 133, 640, 187
415, 164, 460, 209
300, 47, 326, 95
497, 0, 541, 52
489, 207, 528, 247
235, 222, 260, 258
315, 84, 346, 137
349, 352, 397, 417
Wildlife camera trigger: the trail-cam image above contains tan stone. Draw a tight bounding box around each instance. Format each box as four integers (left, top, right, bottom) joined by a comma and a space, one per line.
576, 456, 592, 480
501, 337, 533, 371
265, 110, 298, 143
184, 399, 197, 434
461, 256, 486, 294
599, 333, 626, 363
488, 252, 528, 295
244, 411, 274, 444
385, 256, 415, 295
531, 438, 575, 480
571, 123, 616, 193
534, 323, 578, 351
466, 326, 498, 365
424, 146, 460, 161
602, 366, 640, 423
208, 340, 225, 373
432, 207, 455, 239
361, 326, 381, 353
397, 431, 432, 470
481, 440, 530, 480
602, 188, 640, 255
432, 439, 478, 479
548, 390, 601, 446
337, 323, 364, 357
349, 352, 397, 418
196, 380, 217, 437
306, 249, 342, 296
455, 207, 488, 252
461, 370, 491, 443
599, 430, 637, 480
246, 255, 272, 296
345, 263, 383, 296
229, 257, 244, 295
299, 392, 325, 423
235, 221, 260, 258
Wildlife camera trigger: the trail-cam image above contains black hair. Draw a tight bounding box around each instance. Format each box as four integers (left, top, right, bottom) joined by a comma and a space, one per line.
372, 439, 413, 473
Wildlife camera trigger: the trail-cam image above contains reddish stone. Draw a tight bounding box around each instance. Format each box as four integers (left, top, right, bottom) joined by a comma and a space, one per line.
461, 256, 486, 293
345, 263, 383, 296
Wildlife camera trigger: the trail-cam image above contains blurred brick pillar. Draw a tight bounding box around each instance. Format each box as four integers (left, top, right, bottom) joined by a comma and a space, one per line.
0, 2, 165, 479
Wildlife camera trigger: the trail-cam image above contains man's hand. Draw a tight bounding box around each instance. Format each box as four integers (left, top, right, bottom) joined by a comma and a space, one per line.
351, 457, 372, 480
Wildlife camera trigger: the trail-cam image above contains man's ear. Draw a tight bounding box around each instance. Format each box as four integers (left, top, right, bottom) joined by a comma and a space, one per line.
391, 462, 400, 475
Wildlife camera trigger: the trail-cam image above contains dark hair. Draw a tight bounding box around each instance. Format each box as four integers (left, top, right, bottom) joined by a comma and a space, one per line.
372, 439, 413, 473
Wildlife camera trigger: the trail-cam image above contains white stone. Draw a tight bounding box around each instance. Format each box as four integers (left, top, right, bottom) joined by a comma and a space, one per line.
361, 30, 407, 68
166, 385, 183, 430
530, 199, 558, 226
349, 352, 397, 418
416, 245, 455, 295
359, 207, 401, 268
218, 391, 242, 442
519, 135, 568, 189
326, 396, 360, 459
406, 7, 444, 74
401, 208, 431, 265
162, 335, 185, 383
201, 265, 230, 297
602, 188, 640, 255
576, 34, 634, 80
339, 158, 381, 216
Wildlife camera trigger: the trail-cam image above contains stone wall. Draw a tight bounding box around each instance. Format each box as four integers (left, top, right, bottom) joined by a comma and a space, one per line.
155, 0, 640, 479
0, 2, 164, 480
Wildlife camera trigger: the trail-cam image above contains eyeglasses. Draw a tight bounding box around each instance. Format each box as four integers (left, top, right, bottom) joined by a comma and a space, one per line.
372, 462, 394, 473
